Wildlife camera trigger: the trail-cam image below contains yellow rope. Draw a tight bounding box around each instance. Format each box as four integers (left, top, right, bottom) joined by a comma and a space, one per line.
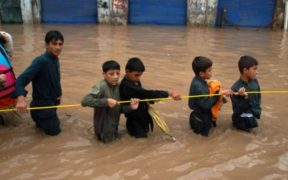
148, 105, 176, 141
0, 104, 81, 112
0, 90, 287, 112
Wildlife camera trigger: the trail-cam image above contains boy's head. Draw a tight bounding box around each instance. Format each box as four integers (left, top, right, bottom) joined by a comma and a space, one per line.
238, 56, 258, 80
45, 30, 64, 58
102, 60, 120, 86
125, 57, 145, 82
192, 56, 213, 80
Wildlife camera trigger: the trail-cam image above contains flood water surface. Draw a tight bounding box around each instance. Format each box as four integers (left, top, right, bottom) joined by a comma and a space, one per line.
0, 24, 288, 179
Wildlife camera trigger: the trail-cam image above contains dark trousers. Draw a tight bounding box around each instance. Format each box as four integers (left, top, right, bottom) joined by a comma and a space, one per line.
189, 111, 212, 137
96, 132, 118, 144
232, 114, 258, 132
126, 113, 153, 138
95, 121, 118, 144
30, 100, 61, 136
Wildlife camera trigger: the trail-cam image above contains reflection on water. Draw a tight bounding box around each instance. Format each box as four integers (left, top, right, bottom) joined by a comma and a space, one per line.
0, 24, 288, 179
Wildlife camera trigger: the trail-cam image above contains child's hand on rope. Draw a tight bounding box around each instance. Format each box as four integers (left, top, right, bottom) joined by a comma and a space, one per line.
220, 89, 233, 97
129, 98, 139, 110
236, 87, 248, 99
107, 98, 118, 108
56, 96, 61, 105
16, 96, 28, 113
169, 90, 181, 100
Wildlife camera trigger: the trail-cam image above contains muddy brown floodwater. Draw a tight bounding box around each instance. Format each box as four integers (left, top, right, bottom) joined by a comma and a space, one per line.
0, 24, 288, 179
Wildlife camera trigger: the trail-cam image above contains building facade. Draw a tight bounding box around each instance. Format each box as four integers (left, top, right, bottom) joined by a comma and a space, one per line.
0, 0, 286, 29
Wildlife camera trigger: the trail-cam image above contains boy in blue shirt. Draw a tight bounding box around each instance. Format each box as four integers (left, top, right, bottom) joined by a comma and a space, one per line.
188, 56, 231, 137
230, 56, 261, 132
16, 30, 64, 136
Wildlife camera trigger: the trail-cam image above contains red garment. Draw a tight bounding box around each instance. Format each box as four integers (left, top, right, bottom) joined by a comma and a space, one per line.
0, 96, 16, 109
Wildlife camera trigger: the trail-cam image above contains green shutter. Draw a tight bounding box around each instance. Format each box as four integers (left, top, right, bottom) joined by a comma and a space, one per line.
0, 0, 23, 24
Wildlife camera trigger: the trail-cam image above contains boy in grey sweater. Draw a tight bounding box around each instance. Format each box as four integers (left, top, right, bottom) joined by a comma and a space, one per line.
82, 60, 138, 143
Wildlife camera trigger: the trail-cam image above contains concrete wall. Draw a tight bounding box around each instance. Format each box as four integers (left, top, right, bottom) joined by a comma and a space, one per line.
187, 0, 218, 27
285, 0, 288, 30
20, 0, 41, 24
20, 0, 33, 23
11, 0, 288, 30
97, 0, 128, 25
0, 0, 23, 24
98, 0, 111, 23
274, 0, 286, 29
111, 0, 128, 25
31, 0, 41, 23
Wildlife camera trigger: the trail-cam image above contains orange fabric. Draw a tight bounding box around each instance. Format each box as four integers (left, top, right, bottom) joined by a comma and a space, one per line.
0, 96, 16, 109
208, 80, 222, 121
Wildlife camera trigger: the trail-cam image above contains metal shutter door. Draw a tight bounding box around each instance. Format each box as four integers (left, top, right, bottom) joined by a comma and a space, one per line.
41, 0, 97, 23
129, 0, 187, 25
216, 0, 275, 27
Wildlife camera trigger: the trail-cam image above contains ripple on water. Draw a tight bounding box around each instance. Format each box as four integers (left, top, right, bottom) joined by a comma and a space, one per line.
124, 168, 140, 176
156, 141, 185, 154
168, 162, 196, 172
276, 152, 288, 171
245, 143, 260, 151
176, 168, 222, 180
94, 172, 122, 180
261, 173, 288, 180
60, 137, 92, 149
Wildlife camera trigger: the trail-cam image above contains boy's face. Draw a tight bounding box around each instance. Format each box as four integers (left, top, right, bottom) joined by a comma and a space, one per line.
244, 65, 258, 80
103, 69, 120, 86
126, 70, 143, 82
46, 39, 64, 57
200, 67, 212, 80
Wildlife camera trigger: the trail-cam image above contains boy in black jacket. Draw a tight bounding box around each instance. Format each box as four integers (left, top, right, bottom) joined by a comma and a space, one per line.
230, 56, 261, 132
120, 57, 181, 138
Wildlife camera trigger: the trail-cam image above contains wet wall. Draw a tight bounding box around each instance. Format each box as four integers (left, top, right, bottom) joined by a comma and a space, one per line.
187, 0, 218, 27
97, 0, 128, 25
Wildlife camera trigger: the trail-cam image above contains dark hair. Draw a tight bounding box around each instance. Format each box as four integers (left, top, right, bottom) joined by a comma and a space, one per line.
102, 60, 120, 72
238, 56, 258, 73
192, 56, 213, 76
0, 34, 6, 45
125, 57, 145, 72
45, 30, 64, 44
